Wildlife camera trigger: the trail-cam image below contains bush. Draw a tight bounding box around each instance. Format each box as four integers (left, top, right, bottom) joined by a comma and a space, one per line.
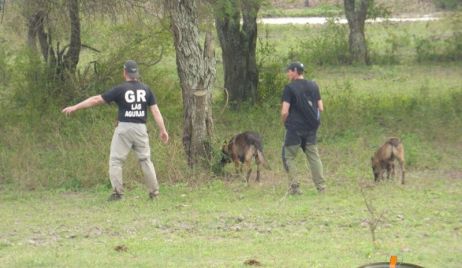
257, 62, 287, 103
368, 24, 411, 64
433, 0, 462, 9
290, 18, 349, 66
414, 12, 462, 62
256, 27, 288, 103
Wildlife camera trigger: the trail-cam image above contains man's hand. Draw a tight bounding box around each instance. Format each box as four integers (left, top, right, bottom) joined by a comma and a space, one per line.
62, 106, 77, 116
160, 130, 169, 144
61, 95, 104, 116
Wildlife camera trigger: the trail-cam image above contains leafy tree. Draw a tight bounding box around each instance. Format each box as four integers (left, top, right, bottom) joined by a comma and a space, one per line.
164, 0, 216, 168
21, 0, 152, 81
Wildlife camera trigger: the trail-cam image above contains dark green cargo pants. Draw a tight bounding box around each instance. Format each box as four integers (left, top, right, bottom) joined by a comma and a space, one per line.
282, 130, 326, 192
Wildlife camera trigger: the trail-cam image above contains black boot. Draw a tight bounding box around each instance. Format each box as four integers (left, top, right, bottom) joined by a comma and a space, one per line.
108, 192, 123, 201
149, 190, 159, 200
288, 183, 302, 195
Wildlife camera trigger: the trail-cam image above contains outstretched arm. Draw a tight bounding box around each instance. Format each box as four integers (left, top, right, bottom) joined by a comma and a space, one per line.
62, 95, 105, 115
149, 104, 169, 144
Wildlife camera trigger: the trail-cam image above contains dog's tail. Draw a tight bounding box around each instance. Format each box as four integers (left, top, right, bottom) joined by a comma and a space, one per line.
256, 150, 271, 170
387, 137, 405, 184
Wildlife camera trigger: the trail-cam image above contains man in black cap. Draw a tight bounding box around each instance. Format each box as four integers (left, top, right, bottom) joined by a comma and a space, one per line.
281, 61, 326, 195
62, 60, 169, 201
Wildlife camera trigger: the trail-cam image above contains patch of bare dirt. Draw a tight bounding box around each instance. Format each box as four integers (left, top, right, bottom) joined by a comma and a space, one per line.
244, 259, 262, 266
114, 244, 128, 252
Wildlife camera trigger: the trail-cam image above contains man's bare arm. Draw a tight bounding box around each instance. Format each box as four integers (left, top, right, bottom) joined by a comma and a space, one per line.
150, 104, 169, 144
281, 101, 290, 123
62, 95, 105, 115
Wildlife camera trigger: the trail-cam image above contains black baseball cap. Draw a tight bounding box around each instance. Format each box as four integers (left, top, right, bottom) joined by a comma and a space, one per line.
286, 62, 304, 73
124, 60, 139, 78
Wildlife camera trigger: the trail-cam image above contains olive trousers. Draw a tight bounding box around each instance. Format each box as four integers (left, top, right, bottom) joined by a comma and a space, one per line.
282, 143, 326, 192
109, 122, 159, 195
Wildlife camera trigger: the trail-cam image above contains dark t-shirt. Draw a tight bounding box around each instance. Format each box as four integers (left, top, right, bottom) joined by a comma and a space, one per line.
282, 79, 321, 135
101, 81, 156, 124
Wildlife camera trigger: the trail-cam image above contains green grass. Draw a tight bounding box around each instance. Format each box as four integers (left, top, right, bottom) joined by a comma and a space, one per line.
0, 175, 461, 267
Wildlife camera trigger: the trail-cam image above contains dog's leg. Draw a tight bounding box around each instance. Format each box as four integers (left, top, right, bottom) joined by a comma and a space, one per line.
399, 147, 405, 184
246, 167, 252, 184
391, 162, 396, 178
386, 161, 394, 180
244, 160, 252, 185
255, 153, 261, 182
243, 147, 256, 184
256, 163, 260, 182
398, 158, 405, 184
233, 160, 241, 177
393, 144, 405, 184
379, 164, 386, 181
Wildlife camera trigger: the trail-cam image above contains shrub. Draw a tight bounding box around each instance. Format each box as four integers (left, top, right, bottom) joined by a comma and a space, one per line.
368, 24, 411, 64
433, 0, 462, 10
415, 12, 462, 62
256, 27, 288, 103
291, 18, 349, 66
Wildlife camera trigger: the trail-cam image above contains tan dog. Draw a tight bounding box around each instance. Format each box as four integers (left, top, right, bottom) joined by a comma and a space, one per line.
221, 131, 270, 183
371, 137, 405, 184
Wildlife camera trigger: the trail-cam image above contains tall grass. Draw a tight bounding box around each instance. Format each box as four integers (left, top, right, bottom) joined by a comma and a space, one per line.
5, 62, 460, 189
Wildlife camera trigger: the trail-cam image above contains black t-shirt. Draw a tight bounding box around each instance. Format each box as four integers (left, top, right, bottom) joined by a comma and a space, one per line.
282, 79, 321, 134
101, 81, 156, 124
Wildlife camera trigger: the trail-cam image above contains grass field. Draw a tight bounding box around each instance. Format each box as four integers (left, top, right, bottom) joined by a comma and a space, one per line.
1, 172, 461, 267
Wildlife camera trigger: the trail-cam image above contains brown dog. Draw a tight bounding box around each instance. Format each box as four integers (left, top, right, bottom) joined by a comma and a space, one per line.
221, 131, 270, 183
371, 137, 405, 184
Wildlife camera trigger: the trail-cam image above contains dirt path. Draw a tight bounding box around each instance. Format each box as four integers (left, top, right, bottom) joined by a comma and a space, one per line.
259, 15, 439, 24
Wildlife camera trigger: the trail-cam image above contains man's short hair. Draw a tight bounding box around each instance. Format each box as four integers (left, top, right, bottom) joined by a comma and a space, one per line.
287, 62, 304, 74
124, 60, 139, 78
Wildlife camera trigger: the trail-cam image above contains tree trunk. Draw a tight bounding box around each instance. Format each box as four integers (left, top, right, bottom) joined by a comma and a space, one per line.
215, 0, 260, 107
344, 0, 369, 64
25, 0, 80, 78
62, 0, 81, 74
27, 11, 41, 52
27, 10, 53, 62
165, 0, 216, 168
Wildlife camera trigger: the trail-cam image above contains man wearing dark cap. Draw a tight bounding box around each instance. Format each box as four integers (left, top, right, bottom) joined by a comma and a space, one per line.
62, 60, 169, 201
281, 61, 326, 194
